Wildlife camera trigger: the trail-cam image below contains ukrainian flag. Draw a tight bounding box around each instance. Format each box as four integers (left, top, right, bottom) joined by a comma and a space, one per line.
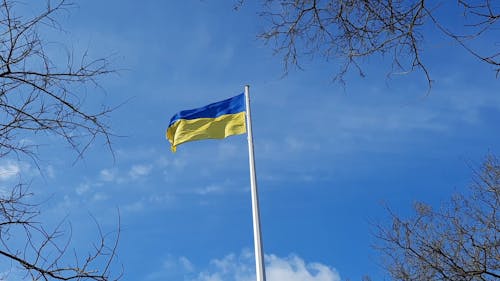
166, 93, 247, 152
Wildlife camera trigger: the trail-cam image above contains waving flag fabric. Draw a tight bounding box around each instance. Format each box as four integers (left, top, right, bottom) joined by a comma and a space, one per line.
166, 93, 247, 152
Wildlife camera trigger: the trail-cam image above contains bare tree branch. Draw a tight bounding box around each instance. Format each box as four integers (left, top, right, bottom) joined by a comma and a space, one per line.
0, 184, 121, 280
0, 0, 120, 280
0, 0, 115, 160
254, 0, 500, 88
375, 154, 500, 281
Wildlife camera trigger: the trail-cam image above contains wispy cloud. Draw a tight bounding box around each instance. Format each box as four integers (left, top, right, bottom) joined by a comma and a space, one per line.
194, 184, 224, 195
0, 162, 20, 181
92, 192, 109, 201
99, 163, 153, 184
163, 255, 195, 273
128, 164, 152, 179
0, 160, 38, 182
76, 183, 91, 195
122, 193, 176, 214
100, 168, 118, 182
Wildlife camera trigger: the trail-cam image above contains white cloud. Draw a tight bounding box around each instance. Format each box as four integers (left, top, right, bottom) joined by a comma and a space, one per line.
146, 255, 196, 280
0, 161, 36, 181
76, 183, 91, 195
100, 169, 117, 182
148, 193, 175, 204
148, 251, 341, 281
92, 192, 108, 201
98, 163, 154, 185
0, 163, 20, 181
194, 184, 224, 195
180, 256, 195, 272
162, 256, 195, 272
266, 254, 340, 281
161, 157, 187, 171
129, 164, 152, 179
122, 193, 177, 214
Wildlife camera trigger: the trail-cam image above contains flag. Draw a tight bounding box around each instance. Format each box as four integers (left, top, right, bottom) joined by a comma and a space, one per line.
166, 93, 247, 152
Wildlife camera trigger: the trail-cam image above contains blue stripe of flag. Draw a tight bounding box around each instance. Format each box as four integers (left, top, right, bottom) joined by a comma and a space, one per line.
168, 93, 245, 127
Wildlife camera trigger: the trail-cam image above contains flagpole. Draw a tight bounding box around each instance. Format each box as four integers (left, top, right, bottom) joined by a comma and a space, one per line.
244, 85, 266, 281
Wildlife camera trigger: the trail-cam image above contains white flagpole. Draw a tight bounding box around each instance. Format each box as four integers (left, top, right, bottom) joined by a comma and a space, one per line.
244, 85, 266, 281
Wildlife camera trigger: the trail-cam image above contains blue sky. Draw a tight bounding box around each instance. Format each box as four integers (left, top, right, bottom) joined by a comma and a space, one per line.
1, 1, 500, 281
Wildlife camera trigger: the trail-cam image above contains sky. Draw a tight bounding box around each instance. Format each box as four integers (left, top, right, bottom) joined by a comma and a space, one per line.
1, 1, 500, 281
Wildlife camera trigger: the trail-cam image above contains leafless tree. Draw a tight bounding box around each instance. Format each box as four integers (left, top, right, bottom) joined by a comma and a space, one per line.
0, 0, 113, 160
0, 184, 121, 281
375, 155, 500, 281
251, 0, 500, 87
0, 0, 120, 280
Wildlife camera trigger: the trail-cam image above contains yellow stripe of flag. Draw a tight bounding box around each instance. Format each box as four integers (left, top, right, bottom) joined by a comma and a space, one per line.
166, 94, 247, 152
